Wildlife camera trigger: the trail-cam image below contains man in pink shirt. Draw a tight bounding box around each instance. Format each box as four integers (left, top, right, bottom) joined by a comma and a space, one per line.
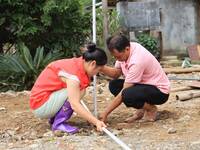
100, 34, 170, 123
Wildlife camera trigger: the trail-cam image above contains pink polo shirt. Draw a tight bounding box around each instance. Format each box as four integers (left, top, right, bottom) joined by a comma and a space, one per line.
30, 57, 90, 110
115, 42, 170, 94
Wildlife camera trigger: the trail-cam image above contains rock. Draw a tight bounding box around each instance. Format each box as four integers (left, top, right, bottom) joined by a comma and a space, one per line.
16, 91, 30, 96
177, 115, 191, 123
36, 134, 43, 138
5, 90, 16, 97
106, 98, 111, 101
0, 107, 6, 112
43, 131, 54, 137
96, 131, 105, 136
117, 130, 125, 136
136, 130, 143, 136
14, 126, 21, 132
100, 83, 106, 87
167, 128, 177, 134
97, 87, 104, 94
53, 130, 64, 137
78, 128, 93, 136
112, 130, 122, 136
13, 135, 23, 141
116, 123, 133, 130
8, 143, 14, 147
190, 141, 200, 149
99, 138, 107, 144
6, 129, 15, 137
29, 143, 39, 149
28, 131, 38, 140
87, 86, 93, 94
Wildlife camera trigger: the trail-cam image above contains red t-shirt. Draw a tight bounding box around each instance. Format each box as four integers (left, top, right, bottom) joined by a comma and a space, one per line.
30, 57, 90, 110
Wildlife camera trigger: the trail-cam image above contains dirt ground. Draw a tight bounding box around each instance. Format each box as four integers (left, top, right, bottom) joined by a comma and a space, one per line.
0, 72, 200, 150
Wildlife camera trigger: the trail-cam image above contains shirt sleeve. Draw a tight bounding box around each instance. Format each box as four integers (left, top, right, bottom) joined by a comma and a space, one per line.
125, 63, 144, 83
114, 61, 121, 69
58, 70, 80, 83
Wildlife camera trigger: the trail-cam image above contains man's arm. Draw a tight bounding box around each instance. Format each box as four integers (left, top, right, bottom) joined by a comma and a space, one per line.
100, 82, 134, 123
100, 65, 122, 79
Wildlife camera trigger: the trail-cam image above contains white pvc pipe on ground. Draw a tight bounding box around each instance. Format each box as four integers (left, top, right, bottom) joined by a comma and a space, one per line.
80, 100, 132, 150
80, 100, 90, 112
102, 127, 132, 150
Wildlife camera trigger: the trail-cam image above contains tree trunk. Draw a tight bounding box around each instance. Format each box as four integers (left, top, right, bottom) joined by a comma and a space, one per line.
0, 43, 3, 54
176, 92, 200, 101
171, 86, 192, 92
164, 67, 200, 74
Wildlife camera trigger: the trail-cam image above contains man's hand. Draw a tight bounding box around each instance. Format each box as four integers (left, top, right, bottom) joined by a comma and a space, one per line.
99, 112, 108, 123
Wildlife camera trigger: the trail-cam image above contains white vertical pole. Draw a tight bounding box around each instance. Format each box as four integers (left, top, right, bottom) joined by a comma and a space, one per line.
92, 0, 96, 44
92, 0, 97, 117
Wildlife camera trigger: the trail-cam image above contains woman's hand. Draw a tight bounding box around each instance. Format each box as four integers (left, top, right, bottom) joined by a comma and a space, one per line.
95, 120, 107, 132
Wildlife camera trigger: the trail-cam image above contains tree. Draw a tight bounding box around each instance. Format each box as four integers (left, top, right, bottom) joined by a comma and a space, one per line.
0, 0, 91, 56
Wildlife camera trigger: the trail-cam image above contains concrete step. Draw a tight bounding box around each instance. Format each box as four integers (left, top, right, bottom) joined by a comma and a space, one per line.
160, 59, 182, 67
161, 56, 178, 61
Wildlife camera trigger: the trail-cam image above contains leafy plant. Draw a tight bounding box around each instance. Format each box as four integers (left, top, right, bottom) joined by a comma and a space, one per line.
0, 43, 63, 92
137, 34, 160, 59
0, 0, 90, 57
96, 8, 120, 47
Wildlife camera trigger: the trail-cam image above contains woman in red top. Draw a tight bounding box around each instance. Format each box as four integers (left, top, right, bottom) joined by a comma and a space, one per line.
30, 44, 107, 134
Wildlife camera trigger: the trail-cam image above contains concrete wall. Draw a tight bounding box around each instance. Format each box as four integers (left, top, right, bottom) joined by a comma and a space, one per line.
196, 1, 200, 45
158, 0, 200, 55
117, 0, 200, 55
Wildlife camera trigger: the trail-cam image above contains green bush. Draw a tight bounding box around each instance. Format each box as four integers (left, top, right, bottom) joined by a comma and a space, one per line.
137, 34, 160, 59
0, 0, 90, 56
0, 43, 63, 92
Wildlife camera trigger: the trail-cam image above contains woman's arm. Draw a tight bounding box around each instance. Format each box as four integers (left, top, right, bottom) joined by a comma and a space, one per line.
62, 77, 106, 131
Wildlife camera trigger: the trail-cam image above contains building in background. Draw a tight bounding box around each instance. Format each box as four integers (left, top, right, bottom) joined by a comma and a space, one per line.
107, 0, 200, 57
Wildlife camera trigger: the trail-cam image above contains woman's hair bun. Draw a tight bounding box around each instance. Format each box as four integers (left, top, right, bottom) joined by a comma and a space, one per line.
87, 43, 96, 52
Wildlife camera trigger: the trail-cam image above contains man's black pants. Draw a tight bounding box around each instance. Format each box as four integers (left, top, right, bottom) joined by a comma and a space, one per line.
109, 79, 169, 109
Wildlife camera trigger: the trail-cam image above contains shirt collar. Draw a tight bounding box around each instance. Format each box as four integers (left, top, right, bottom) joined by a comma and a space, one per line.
125, 44, 134, 64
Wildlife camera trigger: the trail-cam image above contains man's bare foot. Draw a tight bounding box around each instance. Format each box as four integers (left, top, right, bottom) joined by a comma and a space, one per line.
125, 109, 144, 123
143, 105, 158, 122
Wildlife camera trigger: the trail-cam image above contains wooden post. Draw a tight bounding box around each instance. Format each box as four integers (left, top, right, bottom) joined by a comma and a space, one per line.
170, 86, 192, 92
102, 0, 111, 62
159, 31, 163, 60
164, 67, 200, 74
176, 92, 200, 101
